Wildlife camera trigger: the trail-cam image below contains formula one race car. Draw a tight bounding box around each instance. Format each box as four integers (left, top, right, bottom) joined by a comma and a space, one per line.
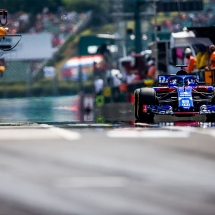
134, 66, 215, 122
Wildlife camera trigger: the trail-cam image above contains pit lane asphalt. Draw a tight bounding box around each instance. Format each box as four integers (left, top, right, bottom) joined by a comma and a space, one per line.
0, 122, 215, 215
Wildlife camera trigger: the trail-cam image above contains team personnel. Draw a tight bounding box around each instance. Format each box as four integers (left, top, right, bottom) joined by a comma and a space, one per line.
184, 48, 197, 73
147, 60, 156, 79
93, 76, 104, 95
206, 45, 215, 70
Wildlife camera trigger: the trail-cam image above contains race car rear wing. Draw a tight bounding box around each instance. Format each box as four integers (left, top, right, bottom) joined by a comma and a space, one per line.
158, 75, 175, 84
158, 74, 200, 84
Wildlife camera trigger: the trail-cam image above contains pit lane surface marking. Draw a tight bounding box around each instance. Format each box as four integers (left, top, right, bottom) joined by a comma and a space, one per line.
0, 125, 81, 141
135, 122, 215, 138
40, 124, 81, 140
107, 128, 189, 138
163, 125, 215, 138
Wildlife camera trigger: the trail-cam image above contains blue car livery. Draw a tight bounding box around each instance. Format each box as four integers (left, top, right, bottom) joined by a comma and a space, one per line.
134, 68, 215, 122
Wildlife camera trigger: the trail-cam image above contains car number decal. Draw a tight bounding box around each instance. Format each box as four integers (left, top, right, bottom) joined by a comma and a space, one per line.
182, 100, 190, 106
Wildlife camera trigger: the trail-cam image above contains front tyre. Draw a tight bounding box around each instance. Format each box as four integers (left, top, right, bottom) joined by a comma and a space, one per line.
134, 88, 156, 122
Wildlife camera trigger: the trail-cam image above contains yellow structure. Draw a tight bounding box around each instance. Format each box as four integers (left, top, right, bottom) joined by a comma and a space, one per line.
0, 66, 5, 72
204, 70, 215, 85
0, 27, 6, 38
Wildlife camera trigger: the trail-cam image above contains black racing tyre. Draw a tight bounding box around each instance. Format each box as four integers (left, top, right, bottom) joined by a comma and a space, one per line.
206, 114, 215, 122
212, 92, 215, 104
139, 88, 156, 105
134, 88, 156, 122
134, 88, 140, 120
207, 90, 215, 122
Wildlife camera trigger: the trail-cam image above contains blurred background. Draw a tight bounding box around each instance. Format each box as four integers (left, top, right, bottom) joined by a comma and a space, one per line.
1, 1, 215, 215
1, 0, 215, 123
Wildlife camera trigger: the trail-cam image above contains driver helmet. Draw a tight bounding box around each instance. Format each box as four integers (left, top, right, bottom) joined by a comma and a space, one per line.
176, 78, 183, 86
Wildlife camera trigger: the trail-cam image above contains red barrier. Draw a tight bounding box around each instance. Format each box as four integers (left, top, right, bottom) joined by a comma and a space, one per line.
130, 94, 134, 103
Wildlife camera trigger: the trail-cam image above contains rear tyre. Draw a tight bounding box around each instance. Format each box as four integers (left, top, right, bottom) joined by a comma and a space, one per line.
206, 92, 215, 122
134, 89, 140, 120
134, 88, 156, 122
206, 114, 215, 122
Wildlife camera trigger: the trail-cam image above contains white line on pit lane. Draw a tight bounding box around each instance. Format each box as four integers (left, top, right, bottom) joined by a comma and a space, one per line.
40, 124, 81, 140
135, 122, 215, 137
107, 129, 189, 138
135, 122, 157, 127
0, 126, 81, 141
165, 125, 215, 138
54, 177, 128, 188
0, 129, 61, 140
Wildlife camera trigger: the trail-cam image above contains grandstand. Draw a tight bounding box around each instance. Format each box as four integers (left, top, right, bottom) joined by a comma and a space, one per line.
1, 10, 91, 83
158, 0, 215, 32
2, 0, 214, 83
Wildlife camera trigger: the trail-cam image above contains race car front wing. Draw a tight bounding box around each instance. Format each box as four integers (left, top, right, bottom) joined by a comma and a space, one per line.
145, 104, 215, 115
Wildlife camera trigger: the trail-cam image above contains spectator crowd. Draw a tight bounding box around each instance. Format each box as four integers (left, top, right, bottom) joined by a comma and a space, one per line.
6, 7, 89, 48
160, 1, 215, 32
